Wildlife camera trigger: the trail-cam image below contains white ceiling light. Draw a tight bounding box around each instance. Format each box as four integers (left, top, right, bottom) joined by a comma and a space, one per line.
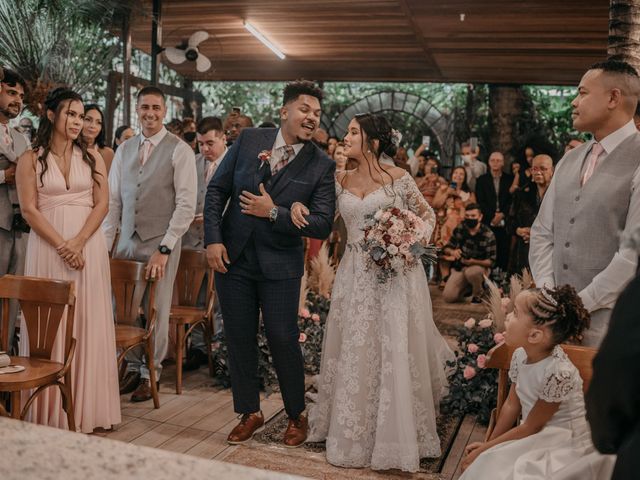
244, 20, 286, 60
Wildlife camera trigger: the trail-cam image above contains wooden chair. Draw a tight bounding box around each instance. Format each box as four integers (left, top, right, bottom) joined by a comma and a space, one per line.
110, 259, 159, 408
484, 342, 596, 441
170, 249, 215, 394
0, 275, 76, 429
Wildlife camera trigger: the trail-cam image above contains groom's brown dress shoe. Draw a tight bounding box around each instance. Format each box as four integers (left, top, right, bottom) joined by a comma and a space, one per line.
283, 414, 308, 448
131, 379, 155, 402
227, 411, 264, 445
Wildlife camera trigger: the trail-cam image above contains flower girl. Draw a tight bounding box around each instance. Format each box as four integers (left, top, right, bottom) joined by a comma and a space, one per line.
460, 285, 615, 479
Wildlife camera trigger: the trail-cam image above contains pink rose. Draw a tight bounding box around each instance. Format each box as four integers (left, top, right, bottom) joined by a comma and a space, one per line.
493, 332, 505, 344
477, 354, 487, 369
298, 332, 307, 343
311, 313, 320, 323
399, 243, 411, 255
299, 308, 311, 319
467, 343, 479, 353
478, 318, 493, 328
464, 318, 476, 329
463, 365, 476, 380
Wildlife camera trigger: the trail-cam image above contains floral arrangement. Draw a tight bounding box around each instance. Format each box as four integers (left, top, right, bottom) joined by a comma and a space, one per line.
440, 316, 502, 425
258, 150, 272, 166
360, 206, 437, 284
440, 270, 532, 424
211, 244, 336, 393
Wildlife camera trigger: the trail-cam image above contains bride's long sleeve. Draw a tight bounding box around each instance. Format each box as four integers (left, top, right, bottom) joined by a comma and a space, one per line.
403, 175, 436, 243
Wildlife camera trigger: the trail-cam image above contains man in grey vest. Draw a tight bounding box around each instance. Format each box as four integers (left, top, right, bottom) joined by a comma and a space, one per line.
0, 69, 30, 352
181, 116, 226, 370
103, 86, 197, 401
530, 59, 640, 347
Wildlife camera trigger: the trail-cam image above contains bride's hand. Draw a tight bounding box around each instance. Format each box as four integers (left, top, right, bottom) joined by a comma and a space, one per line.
290, 202, 310, 229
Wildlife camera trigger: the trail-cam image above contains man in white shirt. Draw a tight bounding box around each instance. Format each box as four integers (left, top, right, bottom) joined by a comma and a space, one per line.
103, 86, 197, 401
530, 59, 640, 347
461, 142, 486, 192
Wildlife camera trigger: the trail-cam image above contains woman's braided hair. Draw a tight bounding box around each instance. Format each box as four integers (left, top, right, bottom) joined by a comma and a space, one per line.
526, 285, 591, 344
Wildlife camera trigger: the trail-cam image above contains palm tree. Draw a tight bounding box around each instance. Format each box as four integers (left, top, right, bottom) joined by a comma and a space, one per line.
608, 0, 640, 71
0, 0, 132, 114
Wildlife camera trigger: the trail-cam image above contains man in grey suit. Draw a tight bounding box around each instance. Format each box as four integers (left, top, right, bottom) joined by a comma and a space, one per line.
181, 116, 227, 370
530, 59, 640, 347
103, 86, 197, 401
0, 69, 30, 352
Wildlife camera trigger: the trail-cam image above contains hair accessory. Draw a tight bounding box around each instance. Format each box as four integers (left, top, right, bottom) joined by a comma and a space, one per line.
540, 286, 558, 307
390, 129, 402, 147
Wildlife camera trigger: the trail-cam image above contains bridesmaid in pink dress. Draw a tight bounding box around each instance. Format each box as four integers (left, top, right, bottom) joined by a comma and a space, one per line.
16, 88, 121, 432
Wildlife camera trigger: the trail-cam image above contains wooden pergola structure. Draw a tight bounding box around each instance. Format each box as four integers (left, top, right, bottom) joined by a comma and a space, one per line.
124, 0, 608, 85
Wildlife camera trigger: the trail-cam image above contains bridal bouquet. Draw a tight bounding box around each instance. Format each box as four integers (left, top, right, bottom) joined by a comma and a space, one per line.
360, 206, 437, 284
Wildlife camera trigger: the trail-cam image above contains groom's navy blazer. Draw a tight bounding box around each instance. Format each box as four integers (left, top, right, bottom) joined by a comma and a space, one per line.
203, 128, 336, 280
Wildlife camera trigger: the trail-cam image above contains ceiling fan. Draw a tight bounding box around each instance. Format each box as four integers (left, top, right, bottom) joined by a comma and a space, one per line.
163, 30, 212, 72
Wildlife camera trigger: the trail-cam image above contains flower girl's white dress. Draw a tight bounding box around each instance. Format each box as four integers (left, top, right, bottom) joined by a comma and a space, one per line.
308, 172, 454, 472
460, 345, 616, 480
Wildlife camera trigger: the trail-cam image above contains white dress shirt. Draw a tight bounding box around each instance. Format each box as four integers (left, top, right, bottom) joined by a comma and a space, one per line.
103, 126, 197, 250
530, 119, 640, 312
268, 129, 303, 171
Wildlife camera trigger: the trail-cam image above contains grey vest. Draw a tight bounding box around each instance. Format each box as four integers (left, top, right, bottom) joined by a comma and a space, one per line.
553, 134, 640, 292
0, 128, 30, 231
181, 153, 206, 248
119, 132, 181, 242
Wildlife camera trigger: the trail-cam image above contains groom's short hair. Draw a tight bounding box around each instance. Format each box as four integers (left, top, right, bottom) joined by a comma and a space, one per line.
589, 59, 640, 113
282, 80, 323, 105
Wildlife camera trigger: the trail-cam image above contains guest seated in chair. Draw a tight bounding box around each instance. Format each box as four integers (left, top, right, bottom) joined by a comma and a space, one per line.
460, 285, 616, 479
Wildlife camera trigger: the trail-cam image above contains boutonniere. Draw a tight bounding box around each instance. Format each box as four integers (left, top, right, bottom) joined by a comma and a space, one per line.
258, 150, 272, 168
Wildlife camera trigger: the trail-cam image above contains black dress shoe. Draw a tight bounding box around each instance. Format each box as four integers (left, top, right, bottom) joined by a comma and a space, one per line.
182, 348, 208, 372
119, 371, 141, 395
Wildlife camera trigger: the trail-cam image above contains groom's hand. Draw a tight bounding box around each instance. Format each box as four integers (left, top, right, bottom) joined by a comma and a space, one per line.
207, 243, 230, 273
240, 183, 275, 218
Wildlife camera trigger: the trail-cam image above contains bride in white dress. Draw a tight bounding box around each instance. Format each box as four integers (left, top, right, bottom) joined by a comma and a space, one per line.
307, 113, 454, 472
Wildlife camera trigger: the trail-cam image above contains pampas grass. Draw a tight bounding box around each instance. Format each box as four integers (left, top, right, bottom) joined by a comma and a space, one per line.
484, 268, 533, 332
307, 243, 336, 299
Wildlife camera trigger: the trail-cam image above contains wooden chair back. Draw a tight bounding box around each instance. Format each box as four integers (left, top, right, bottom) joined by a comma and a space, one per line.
173, 249, 214, 309
485, 342, 597, 439
0, 275, 75, 360
109, 259, 156, 327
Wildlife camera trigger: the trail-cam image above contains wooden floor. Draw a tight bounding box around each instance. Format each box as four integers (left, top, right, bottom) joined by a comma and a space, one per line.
100, 286, 488, 479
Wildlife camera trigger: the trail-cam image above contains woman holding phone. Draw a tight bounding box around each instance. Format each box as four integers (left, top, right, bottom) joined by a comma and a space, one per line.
431, 166, 476, 287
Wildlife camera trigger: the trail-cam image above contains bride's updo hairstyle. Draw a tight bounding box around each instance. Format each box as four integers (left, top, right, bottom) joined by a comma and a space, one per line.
354, 113, 398, 160
33, 87, 100, 187
523, 285, 591, 344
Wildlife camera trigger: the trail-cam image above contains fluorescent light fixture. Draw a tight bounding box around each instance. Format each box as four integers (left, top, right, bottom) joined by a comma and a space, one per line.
244, 20, 286, 60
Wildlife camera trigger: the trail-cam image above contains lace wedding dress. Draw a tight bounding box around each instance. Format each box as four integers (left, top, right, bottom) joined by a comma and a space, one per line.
308, 172, 455, 472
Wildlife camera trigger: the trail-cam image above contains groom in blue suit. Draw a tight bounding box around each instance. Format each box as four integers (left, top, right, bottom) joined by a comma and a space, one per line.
204, 80, 335, 447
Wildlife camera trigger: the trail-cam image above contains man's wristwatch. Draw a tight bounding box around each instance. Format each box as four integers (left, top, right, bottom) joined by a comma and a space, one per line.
268, 206, 278, 223
158, 245, 172, 255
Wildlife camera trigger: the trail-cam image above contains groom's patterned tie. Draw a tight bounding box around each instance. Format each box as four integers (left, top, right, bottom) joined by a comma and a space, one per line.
271, 145, 295, 176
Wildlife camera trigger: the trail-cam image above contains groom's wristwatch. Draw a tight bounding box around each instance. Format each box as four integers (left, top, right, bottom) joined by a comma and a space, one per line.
269, 206, 278, 223
158, 245, 172, 255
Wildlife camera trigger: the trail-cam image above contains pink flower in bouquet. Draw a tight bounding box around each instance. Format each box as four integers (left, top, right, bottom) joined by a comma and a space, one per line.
299, 308, 311, 318
463, 365, 477, 380
389, 224, 402, 236
477, 354, 487, 369
390, 234, 401, 245
381, 212, 392, 222
478, 318, 493, 328
387, 244, 399, 255
299, 332, 307, 343
401, 233, 414, 243
374, 209, 384, 220
311, 313, 320, 323
500, 297, 511, 314
467, 343, 479, 353
399, 243, 411, 256
493, 332, 505, 344
464, 318, 476, 329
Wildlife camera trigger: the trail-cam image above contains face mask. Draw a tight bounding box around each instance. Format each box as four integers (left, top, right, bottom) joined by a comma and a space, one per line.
464, 218, 479, 229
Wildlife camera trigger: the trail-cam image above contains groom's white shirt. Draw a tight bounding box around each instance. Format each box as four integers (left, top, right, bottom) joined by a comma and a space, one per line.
267, 129, 304, 172
530, 119, 640, 312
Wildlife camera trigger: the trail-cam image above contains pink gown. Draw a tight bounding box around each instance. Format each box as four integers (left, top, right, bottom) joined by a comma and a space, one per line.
19, 147, 121, 433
